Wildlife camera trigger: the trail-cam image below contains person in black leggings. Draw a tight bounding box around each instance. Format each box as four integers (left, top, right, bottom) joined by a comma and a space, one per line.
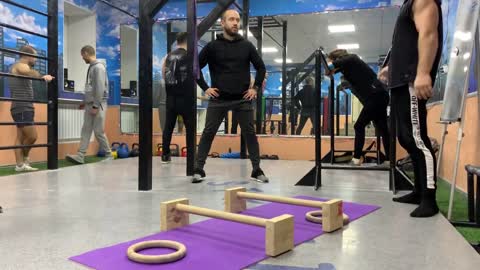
327, 49, 390, 165
379, 0, 443, 218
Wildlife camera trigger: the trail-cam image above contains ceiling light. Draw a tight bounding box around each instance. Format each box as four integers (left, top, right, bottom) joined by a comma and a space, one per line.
262, 47, 278, 53
463, 52, 471, 60
337, 43, 360, 50
328, 24, 355, 33
274, 58, 293, 63
454, 31, 472, 41
238, 30, 253, 37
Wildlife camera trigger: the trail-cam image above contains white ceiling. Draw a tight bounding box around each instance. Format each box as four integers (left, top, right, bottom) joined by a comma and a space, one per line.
254, 7, 400, 66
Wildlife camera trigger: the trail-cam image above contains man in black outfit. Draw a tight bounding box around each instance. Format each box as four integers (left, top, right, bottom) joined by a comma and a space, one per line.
327, 49, 390, 166
294, 77, 316, 135
379, 0, 442, 218
161, 32, 194, 164
193, 9, 268, 183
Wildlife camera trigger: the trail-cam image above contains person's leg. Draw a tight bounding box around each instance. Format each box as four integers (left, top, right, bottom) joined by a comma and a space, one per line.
14, 126, 24, 167
235, 101, 268, 182
231, 110, 239, 134
11, 112, 25, 167
92, 103, 112, 156
158, 103, 167, 132
21, 125, 38, 165
21, 112, 37, 164
195, 102, 228, 170
353, 107, 371, 160
392, 86, 438, 217
296, 114, 308, 135
372, 93, 391, 158
162, 100, 179, 161
67, 106, 94, 164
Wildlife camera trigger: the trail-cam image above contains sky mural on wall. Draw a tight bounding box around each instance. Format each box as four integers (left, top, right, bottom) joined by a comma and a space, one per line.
0, 0, 465, 108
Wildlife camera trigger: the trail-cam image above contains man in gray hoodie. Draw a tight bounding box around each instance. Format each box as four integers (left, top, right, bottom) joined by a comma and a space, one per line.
66, 45, 111, 164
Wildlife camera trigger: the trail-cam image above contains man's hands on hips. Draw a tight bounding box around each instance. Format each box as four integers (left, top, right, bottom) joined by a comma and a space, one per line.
205, 88, 220, 98
378, 66, 389, 84
414, 73, 433, 100
243, 88, 258, 100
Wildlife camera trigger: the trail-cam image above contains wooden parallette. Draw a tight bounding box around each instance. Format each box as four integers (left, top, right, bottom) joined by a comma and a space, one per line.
225, 187, 345, 232
160, 198, 294, 257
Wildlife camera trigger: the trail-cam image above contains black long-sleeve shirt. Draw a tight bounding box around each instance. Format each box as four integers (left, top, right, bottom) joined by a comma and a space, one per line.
197, 34, 266, 100
332, 54, 386, 104
294, 85, 316, 111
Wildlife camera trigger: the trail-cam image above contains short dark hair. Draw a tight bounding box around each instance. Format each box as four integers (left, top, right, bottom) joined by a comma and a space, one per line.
176, 32, 188, 45
328, 49, 348, 61
81, 45, 96, 56
305, 77, 314, 86
19, 45, 36, 55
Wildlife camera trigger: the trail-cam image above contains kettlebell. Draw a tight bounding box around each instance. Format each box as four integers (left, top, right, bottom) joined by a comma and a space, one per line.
181, 147, 187, 157
117, 143, 130, 159
171, 144, 180, 157
111, 142, 121, 151
157, 144, 163, 156
111, 151, 118, 159
130, 143, 140, 157
97, 149, 107, 157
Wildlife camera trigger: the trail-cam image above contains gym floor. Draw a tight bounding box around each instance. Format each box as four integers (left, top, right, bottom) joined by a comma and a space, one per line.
1, 158, 479, 270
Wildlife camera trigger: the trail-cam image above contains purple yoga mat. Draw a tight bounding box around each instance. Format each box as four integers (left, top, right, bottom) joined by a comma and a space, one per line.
70, 196, 379, 270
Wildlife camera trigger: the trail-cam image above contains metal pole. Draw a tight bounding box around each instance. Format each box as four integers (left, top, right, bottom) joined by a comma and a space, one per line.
138, 0, 154, 190
186, 0, 198, 175
290, 76, 296, 135
47, 0, 58, 170
281, 21, 288, 134
329, 77, 335, 164
345, 93, 349, 136
314, 51, 322, 190
336, 85, 340, 136
240, 0, 249, 159
389, 98, 397, 193
256, 17, 264, 134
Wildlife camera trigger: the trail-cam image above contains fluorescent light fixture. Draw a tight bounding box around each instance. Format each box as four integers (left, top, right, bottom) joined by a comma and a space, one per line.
274, 58, 293, 63
337, 43, 360, 50
238, 30, 253, 37
463, 52, 471, 60
262, 47, 278, 53
464, 66, 469, 73
328, 24, 355, 33
454, 31, 472, 41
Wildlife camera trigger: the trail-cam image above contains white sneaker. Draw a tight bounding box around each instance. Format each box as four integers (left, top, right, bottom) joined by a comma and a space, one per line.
15, 164, 38, 172
350, 157, 363, 166
24, 157, 31, 167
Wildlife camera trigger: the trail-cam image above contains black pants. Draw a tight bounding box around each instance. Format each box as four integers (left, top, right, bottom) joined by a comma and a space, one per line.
231, 111, 239, 134
296, 109, 315, 135
391, 85, 437, 191
354, 91, 390, 159
162, 96, 194, 155
196, 99, 260, 170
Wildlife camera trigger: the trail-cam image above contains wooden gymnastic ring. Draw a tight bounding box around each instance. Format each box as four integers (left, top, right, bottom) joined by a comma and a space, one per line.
127, 240, 186, 264
305, 210, 350, 225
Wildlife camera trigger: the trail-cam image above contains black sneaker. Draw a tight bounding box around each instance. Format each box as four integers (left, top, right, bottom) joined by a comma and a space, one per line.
161, 154, 171, 164
192, 168, 206, 183
251, 168, 269, 183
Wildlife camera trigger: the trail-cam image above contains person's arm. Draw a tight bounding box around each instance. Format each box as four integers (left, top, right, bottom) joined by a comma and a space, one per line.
13, 62, 54, 82
91, 65, 107, 109
249, 43, 266, 89
13, 63, 41, 78
197, 43, 211, 91
161, 55, 167, 79
413, 0, 439, 99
